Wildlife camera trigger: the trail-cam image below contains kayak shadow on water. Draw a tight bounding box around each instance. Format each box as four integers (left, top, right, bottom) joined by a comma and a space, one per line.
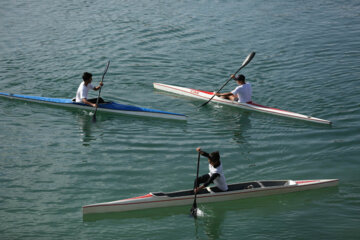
70, 107, 187, 146
74, 111, 99, 146
231, 112, 252, 145
82, 205, 191, 222
202, 98, 333, 129
194, 186, 339, 239
71, 109, 125, 146
204, 104, 253, 145
82, 187, 338, 224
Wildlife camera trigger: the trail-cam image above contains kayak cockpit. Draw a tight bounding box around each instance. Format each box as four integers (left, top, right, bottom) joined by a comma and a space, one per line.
259, 180, 290, 187
151, 180, 297, 198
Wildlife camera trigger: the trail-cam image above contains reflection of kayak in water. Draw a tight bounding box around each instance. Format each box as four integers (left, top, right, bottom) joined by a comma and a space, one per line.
82, 179, 338, 214
153, 83, 331, 124
0, 92, 187, 121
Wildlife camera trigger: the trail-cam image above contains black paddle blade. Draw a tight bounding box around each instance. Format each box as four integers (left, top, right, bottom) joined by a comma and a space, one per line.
92, 114, 96, 122
102, 61, 110, 81
190, 152, 201, 217
241, 52, 256, 69
190, 206, 198, 218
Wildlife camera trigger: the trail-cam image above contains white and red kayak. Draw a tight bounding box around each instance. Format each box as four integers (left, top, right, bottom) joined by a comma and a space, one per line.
82, 179, 338, 214
153, 83, 331, 125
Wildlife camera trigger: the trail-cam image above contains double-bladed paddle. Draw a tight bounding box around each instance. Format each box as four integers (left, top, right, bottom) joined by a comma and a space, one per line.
190, 152, 201, 218
92, 60, 110, 122
200, 52, 256, 107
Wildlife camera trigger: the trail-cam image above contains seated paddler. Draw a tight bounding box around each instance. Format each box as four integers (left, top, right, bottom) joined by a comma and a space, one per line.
194, 147, 228, 193
75, 72, 104, 107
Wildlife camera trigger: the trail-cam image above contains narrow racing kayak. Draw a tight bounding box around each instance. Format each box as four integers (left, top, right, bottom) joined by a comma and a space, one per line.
83, 179, 338, 214
0, 92, 186, 121
153, 83, 331, 124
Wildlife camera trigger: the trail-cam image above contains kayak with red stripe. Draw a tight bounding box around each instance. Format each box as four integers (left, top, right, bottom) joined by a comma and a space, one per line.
82, 179, 338, 214
153, 82, 331, 125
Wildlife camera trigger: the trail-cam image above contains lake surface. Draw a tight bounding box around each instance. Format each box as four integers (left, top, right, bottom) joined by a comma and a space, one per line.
0, 0, 359, 239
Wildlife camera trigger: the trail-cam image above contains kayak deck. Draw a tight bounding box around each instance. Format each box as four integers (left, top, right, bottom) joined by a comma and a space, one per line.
0, 92, 186, 121
82, 179, 338, 214
153, 83, 331, 124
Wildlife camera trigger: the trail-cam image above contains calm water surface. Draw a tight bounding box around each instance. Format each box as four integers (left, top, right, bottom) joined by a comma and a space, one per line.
1, 0, 359, 239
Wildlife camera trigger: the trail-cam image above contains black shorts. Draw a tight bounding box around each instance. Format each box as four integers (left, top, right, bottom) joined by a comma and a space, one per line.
194, 174, 211, 188
87, 98, 105, 104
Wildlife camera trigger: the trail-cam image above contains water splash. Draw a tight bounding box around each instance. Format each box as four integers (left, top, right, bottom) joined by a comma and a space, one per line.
195, 208, 205, 217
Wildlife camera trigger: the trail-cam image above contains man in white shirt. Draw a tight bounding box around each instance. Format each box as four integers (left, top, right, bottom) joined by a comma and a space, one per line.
215, 74, 252, 103
194, 147, 228, 193
75, 72, 104, 107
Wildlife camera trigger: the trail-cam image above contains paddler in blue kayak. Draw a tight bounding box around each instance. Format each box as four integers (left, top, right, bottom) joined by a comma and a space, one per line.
215, 74, 252, 103
194, 147, 228, 193
75, 72, 104, 107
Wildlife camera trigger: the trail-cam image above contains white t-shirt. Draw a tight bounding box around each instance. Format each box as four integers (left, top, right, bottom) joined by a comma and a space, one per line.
76, 82, 94, 103
231, 83, 252, 103
209, 163, 228, 191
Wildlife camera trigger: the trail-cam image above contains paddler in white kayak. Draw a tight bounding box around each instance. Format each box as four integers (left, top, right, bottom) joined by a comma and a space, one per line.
215, 74, 252, 103
194, 147, 228, 193
75, 72, 104, 107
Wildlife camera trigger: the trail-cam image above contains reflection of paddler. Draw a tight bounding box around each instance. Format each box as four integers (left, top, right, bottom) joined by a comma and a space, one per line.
194, 147, 228, 194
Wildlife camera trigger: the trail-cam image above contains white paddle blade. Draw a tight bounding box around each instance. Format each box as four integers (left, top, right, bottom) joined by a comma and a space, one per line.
195, 208, 205, 217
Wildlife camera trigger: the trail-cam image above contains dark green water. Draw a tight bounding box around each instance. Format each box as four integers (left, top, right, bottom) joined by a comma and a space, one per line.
1, 0, 359, 239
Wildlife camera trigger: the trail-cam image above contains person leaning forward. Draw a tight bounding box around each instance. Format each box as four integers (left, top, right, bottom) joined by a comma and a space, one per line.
194, 147, 228, 194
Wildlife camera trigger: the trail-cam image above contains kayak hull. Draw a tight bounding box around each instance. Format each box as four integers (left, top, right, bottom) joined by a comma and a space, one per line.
153, 83, 331, 124
0, 92, 186, 121
82, 179, 338, 214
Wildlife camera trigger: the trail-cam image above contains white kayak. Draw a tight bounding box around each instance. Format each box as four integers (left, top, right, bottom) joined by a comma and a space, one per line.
0, 92, 187, 121
82, 179, 338, 214
153, 83, 331, 124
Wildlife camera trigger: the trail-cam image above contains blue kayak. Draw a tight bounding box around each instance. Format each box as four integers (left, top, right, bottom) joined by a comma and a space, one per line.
0, 92, 186, 121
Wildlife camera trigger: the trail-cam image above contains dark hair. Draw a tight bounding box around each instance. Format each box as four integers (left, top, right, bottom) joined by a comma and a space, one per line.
209, 151, 220, 163
235, 74, 245, 83
82, 72, 92, 82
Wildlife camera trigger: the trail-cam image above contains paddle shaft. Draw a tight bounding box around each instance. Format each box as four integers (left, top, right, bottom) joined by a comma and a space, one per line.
93, 60, 110, 121
191, 152, 201, 217
200, 52, 255, 107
